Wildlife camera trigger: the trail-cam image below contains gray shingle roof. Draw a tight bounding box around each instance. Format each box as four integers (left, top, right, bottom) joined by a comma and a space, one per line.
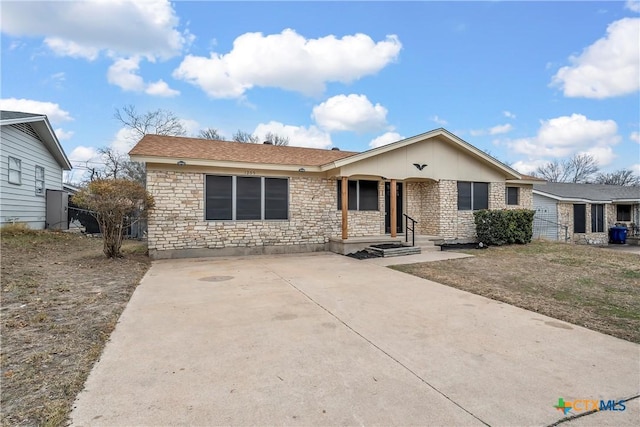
533, 182, 640, 202
0, 110, 45, 121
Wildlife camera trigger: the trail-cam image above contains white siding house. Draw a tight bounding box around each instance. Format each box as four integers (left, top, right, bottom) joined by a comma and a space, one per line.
0, 111, 72, 229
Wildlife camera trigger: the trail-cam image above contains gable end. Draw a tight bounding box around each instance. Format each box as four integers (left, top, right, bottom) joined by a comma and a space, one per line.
11, 123, 42, 142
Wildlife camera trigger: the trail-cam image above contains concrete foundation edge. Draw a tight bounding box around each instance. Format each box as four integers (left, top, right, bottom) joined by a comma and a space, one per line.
150, 243, 329, 259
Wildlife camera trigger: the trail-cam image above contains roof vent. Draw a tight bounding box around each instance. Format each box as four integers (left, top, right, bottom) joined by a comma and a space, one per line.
331, 147, 340, 151
263, 141, 273, 145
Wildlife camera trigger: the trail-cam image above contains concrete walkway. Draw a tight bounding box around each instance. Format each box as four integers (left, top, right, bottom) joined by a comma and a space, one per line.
71, 253, 639, 426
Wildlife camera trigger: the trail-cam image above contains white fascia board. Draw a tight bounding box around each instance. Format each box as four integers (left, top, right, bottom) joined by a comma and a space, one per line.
532, 189, 612, 204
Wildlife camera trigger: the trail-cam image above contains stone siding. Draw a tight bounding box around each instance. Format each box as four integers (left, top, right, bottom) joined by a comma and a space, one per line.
147, 171, 343, 254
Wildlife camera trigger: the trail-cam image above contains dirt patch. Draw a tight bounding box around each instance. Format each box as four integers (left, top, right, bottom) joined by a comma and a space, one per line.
392, 241, 640, 343
1, 229, 150, 426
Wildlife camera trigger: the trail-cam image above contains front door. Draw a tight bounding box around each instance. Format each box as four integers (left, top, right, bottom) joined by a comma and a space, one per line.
384, 182, 403, 234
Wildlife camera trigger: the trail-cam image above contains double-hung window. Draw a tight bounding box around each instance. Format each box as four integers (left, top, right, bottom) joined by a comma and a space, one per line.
35, 166, 45, 196
591, 204, 604, 233
506, 187, 519, 205
205, 175, 288, 220
617, 205, 631, 222
457, 182, 489, 210
8, 157, 21, 185
336, 180, 379, 211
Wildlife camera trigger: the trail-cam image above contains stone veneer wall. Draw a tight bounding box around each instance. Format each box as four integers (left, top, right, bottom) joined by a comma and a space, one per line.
558, 202, 609, 245
147, 171, 387, 257
147, 171, 345, 256
405, 181, 440, 235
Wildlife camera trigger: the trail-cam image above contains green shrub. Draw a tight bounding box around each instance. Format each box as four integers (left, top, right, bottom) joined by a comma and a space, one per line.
474, 209, 535, 246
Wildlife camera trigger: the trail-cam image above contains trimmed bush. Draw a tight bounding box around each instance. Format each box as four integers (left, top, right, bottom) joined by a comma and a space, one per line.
474, 209, 535, 246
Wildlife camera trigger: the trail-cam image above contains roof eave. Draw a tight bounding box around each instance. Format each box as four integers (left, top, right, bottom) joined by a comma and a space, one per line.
130, 155, 324, 172
533, 189, 614, 203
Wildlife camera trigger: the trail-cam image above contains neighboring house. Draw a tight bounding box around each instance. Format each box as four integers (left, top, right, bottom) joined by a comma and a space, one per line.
532, 182, 640, 244
129, 128, 539, 259
0, 111, 72, 229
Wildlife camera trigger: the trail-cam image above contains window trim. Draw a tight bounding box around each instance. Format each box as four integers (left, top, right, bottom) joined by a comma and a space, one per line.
35, 165, 45, 196
458, 181, 489, 211
337, 179, 379, 211
506, 186, 519, 205
8, 156, 21, 185
205, 175, 289, 221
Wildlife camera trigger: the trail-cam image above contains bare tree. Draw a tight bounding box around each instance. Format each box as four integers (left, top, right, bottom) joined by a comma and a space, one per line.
232, 130, 260, 144
568, 153, 599, 183
94, 147, 147, 184
114, 104, 187, 143
593, 169, 640, 186
534, 160, 568, 182
534, 154, 599, 183
264, 132, 289, 146
199, 128, 225, 140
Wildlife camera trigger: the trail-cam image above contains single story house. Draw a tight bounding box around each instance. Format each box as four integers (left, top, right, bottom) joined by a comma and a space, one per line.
532, 182, 640, 244
129, 128, 540, 259
1, 110, 72, 229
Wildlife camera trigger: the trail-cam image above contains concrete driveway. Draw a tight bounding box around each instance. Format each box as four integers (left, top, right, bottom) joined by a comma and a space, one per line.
72, 253, 639, 426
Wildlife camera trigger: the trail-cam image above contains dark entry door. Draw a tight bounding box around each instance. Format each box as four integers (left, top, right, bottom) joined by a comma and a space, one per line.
384, 182, 403, 234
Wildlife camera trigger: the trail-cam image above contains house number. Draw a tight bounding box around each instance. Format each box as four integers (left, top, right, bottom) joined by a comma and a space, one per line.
244, 170, 256, 175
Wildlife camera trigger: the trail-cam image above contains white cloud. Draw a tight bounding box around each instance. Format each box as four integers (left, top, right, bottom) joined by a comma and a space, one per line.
68, 146, 100, 163
630, 131, 640, 143
312, 94, 388, 132
145, 80, 180, 97
110, 127, 140, 155
1, 0, 189, 60
44, 37, 99, 60
626, 1, 640, 13
253, 121, 332, 149
180, 119, 201, 136
430, 115, 448, 126
506, 114, 621, 167
107, 57, 180, 96
551, 18, 640, 98
630, 163, 640, 175
511, 159, 549, 175
470, 123, 514, 137
579, 145, 616, 166
54, 128, 74, 140
369, 131, 404, 149
503, 111, 516, 119
0, 98, 72, 122
173, 29, 401, 98
489, 124, 513, 135
107, 57, 145, 91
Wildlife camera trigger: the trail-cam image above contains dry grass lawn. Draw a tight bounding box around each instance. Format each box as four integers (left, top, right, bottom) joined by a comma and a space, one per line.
1, 227, 150, 426
393, 241, 640, 343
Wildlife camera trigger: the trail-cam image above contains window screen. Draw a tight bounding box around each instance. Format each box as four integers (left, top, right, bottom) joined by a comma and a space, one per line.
506, 187, 519, 205
359, 180, 379, 211
473, 183, 489, 210
574, 204, 586, 233
206, 175, 232, 220
617, 205, 631, 221
457, 182, 472, 210
8, 157, 21, 185
236, 176, 262, 220
265, 178, 288, 220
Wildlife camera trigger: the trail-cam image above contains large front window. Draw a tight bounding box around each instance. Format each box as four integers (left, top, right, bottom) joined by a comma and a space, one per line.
205, 175, 289, 221
458, 182, 489, 210
336, 179, 379, 211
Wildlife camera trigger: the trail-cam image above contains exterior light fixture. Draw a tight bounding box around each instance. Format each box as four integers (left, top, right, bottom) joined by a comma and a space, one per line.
177, 160, 186, 166
298, 167, 306, 172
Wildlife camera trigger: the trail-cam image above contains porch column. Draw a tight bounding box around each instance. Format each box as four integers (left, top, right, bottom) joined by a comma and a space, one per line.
390, 179, 397, 238
341, 176, 348, 239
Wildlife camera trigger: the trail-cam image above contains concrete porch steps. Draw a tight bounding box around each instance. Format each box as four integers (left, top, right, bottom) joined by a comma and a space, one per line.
407, 235, 444, 252
365, 245, 422, 258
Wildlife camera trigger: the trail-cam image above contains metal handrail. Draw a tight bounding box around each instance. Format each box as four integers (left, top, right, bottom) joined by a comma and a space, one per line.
403, 213, 418, 247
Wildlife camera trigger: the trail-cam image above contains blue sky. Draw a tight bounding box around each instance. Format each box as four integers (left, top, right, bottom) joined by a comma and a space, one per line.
2, 0, 639, 182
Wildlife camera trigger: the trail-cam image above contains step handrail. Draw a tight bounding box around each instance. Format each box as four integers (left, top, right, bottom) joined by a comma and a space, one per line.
403, 213, 418, 247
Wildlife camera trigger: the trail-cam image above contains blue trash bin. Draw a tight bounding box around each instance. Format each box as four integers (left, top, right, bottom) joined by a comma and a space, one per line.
609, 226, 628, 244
